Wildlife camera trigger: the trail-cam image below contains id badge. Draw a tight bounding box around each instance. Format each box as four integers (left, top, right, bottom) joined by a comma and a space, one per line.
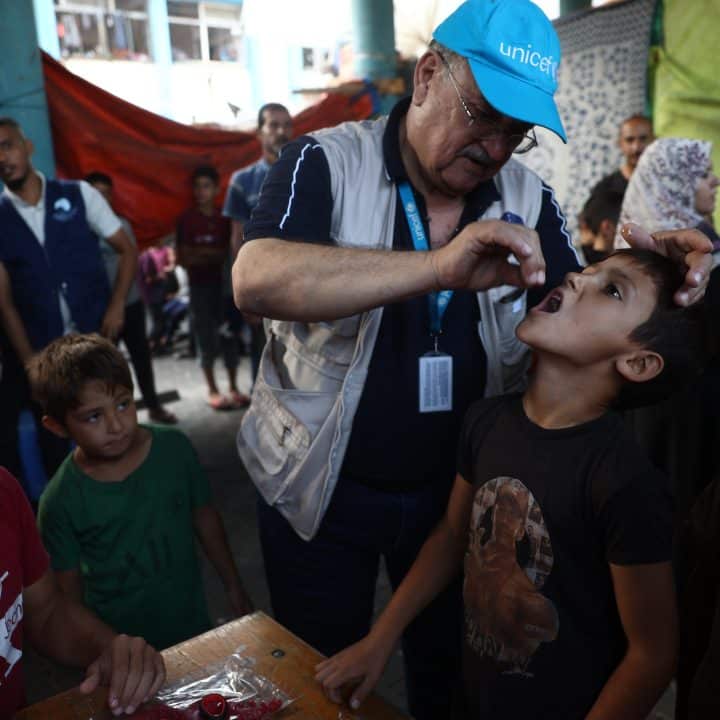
419, 353, 453, 413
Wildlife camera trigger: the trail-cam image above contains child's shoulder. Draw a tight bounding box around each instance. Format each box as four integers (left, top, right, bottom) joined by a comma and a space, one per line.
38, 452, 80, 510
589, 416, 669, 499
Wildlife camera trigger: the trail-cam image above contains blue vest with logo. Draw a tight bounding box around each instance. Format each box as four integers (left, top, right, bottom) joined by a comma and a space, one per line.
0, 179, 110, 351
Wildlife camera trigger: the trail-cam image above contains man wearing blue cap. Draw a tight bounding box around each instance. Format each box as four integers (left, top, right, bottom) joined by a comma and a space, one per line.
232, 1, 711, 716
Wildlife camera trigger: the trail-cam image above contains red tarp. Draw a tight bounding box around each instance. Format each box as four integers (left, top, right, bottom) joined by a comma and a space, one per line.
41, 52, 374, 246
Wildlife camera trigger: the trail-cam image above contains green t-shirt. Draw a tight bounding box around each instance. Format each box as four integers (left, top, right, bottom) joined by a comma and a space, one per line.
37, 425, 212, 650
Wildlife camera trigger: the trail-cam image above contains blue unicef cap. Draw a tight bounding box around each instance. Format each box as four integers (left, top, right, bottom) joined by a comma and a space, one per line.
433, 0, 566, 142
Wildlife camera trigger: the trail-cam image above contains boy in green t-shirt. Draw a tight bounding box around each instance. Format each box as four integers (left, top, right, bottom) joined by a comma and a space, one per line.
30, 333, 251, 650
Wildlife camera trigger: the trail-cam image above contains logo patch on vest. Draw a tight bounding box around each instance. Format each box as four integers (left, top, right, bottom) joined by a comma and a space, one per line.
52, 197, 78, 222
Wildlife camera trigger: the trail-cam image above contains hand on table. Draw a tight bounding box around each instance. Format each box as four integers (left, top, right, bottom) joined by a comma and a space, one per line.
620, 223, 713, 306
315, 634, 394, 711
79, 634, 166, 716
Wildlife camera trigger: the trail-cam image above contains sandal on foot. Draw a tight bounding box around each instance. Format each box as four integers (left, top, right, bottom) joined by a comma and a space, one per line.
228, 390, 251, 408
207, 394, 233, 411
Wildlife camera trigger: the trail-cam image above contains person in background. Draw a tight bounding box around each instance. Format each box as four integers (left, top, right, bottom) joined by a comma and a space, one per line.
138, 242, 173, 355
617, 138, 720, 524
33, 334, 252, 651
0, 117, 137, 480
85, 172, 177, 424
591, 114, 654, 198
578, 187, 624, 265
223, 103, 293, 383
178, 166, 248, 410
0, 465, 165, 718
617, 138, 719, 250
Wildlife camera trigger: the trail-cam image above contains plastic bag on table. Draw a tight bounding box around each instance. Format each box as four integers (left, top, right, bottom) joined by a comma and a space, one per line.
130, 645, 292, 719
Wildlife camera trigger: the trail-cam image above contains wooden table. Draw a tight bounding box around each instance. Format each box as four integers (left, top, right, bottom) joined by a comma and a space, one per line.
17, 612, 409, 720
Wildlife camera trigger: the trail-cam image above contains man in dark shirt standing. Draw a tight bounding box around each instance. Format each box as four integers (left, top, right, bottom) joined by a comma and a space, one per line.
223, 103, 292, 383
177, 166, 247, 410
591, 114, 654, 198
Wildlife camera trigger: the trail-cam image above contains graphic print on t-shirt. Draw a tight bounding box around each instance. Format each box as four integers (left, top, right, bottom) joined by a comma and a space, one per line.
464, 477, 558, 677
0, 571, 23, 681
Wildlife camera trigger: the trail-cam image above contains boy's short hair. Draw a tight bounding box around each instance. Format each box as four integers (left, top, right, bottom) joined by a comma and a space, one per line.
84, 171, 113, 187
613, 249, 706, 410
582, 188, 623, 234
191, 165, 219, 185
27, 334, 133, 421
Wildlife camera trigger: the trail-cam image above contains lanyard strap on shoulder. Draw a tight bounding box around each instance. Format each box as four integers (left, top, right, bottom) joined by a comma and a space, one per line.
398, 182, 453, 336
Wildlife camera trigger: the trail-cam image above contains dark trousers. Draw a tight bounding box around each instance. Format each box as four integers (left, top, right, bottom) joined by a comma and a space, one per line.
257, 476, 462, 720
0, 344, 68, 486
120, 300, 159, 410
148, 301, 165, 344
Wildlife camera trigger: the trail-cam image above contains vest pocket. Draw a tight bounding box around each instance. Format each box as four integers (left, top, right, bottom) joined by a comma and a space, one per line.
239, 342, 340, 486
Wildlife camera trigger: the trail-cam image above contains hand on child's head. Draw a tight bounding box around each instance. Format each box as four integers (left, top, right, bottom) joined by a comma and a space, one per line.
620, 222, 712, 306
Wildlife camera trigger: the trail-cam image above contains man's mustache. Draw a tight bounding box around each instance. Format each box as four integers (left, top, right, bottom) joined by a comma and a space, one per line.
458, 146, 494, 166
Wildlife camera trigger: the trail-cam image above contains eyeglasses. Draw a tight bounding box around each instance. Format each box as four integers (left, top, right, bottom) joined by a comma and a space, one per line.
440, 55, 538, 155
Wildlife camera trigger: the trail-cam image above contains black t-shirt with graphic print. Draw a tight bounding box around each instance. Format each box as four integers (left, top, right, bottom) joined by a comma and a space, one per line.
455, 394, 673, 720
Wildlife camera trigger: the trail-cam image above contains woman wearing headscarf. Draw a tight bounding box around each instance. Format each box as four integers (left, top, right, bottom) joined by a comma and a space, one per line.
616, 137, 719, 248
615, 138, 720, 720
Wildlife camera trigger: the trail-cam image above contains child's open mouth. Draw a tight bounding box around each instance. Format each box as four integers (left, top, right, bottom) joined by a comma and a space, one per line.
537, 289, 563, 313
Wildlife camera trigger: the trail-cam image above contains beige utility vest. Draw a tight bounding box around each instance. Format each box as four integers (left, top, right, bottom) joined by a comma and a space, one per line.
237, 116, 544, 540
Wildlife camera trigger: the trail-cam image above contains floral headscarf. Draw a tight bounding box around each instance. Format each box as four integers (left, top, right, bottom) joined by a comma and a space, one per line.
615, 137, 712, 247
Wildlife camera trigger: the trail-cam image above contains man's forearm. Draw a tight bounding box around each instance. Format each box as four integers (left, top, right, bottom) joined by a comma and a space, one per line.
110, 241, 138, 309
0, 300, 34, 364
586, 647, 675, 720
232, 238, 438, 322
28, 592, 115, 668
0, 263, 34, 363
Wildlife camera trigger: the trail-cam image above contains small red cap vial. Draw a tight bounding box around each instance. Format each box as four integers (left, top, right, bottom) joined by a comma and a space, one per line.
199, 693, 228, 719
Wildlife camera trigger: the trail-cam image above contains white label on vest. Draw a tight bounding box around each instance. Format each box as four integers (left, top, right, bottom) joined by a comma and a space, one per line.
419, 353, 453, 413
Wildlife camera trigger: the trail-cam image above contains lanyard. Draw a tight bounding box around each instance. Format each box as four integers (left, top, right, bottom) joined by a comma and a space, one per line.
398, 182, 453, 339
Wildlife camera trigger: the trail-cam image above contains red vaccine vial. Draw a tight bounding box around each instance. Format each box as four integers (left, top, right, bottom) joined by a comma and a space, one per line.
199, 693, 228, 719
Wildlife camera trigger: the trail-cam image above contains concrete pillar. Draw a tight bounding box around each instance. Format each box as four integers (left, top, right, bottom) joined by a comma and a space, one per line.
0, 0, 55, 176
32, 0, 61, 59
351, 0, 397, 113
559, 0, 592, 15
147, 0, 174, 119
351, 0, 396, 81
147, 0, 172, 65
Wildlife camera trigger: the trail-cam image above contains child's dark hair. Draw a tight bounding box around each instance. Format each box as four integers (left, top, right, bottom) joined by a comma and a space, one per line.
582, 188, 623, 234
612, 249, 707, 410
27, 334, 133, 421
191, 165, 219, 185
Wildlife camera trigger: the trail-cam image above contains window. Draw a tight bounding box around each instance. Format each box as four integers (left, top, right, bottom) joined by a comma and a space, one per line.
168, 2, 242, 63
302, 47, 315, 70
55, 0, 149, 60
170, 23, 202, 61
